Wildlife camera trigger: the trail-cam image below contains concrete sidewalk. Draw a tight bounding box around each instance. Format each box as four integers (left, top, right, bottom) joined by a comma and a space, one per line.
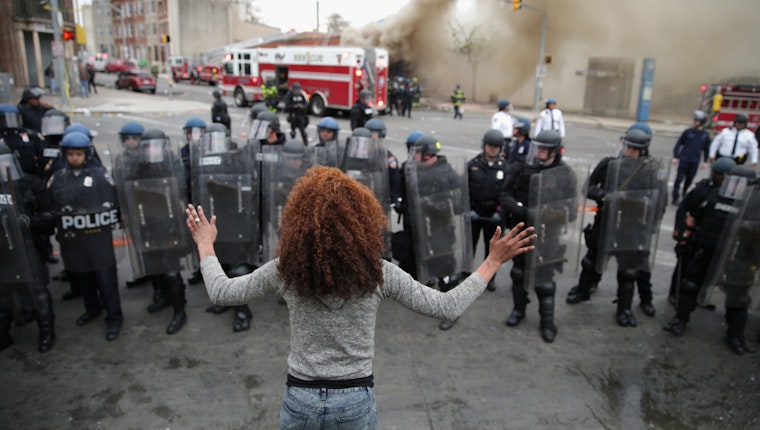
58, 85, 209, 117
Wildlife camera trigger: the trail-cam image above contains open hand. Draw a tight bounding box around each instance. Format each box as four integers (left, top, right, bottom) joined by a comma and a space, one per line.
488, 222, 536, 264
185, 204, 217, 259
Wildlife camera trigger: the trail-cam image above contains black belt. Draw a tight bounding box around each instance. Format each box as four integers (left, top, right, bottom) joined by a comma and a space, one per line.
286, 374, 374, 389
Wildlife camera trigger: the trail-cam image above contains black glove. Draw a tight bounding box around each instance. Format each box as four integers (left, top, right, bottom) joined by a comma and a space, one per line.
587, 187, 605, 203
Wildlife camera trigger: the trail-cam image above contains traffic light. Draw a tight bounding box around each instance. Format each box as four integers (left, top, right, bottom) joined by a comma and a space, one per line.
544, 54, 553, 64
512, 0, 522, 11
62, 29, 75, 41
161, 34, 170, 43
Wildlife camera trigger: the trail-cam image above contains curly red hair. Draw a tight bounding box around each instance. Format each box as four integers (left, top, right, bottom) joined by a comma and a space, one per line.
276, 166, 388, 299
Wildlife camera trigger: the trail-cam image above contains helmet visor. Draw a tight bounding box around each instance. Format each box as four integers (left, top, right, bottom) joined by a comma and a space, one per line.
139, 138, 167, 163
719, 175, 750, 200
0, 112, 21, 129
525, 141, 556, 166
202, 130, 229, 154
41, 116, 68, 136
184, 126, 204, 143
251, 119, 272, 140
0, 153, 21, 182
346, 136, 373, 160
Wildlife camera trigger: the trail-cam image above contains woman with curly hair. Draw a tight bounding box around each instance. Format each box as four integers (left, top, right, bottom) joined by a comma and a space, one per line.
185, 166, 535, 429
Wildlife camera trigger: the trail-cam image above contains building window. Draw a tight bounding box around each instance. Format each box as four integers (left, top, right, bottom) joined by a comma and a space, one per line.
125, 3, 131, 17
151, 1, 156, 13
152, 23, 157, 34
137, 1, 143, 15
139, 23, 145, 37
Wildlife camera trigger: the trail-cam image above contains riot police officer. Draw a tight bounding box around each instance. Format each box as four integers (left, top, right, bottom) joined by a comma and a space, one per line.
113, 128, 190, 335
315, 116, 339, 147
17, 88, 51, 133
350, 90, 373, 130
500, 130, 578, 342
507, 116, 532, 164
39, 109, 70, 177
566, 129, 668, 327
211, 89, 231, 135
0, 103, 46, 177
284, 82, 309, 144
365, 118, 402, 209
0, 142, 56, 352
48, 132, 123, 341
399, 135, 472, 330
193, 123, 257, 331
180, 118, 207, 285
468, 129, 508, 291
664, 163, 757, 354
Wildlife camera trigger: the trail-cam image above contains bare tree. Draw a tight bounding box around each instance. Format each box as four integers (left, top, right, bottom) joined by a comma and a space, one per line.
450, 19, 489, 101
326, 13, 349, 33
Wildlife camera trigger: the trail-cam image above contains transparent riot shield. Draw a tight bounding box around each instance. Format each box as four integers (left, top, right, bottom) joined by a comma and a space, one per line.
597, 156, 668, 273
56, 205, 120, 272
113, 140, 193, 278
405, 154, 472, 284
193, 140, 260, 265
261, 145, 323, 262
0, 171, 39, 285
699, 186, 760, 310
323, 139, 345, 168
525, 162, 589, 291
342, 135, 392, 259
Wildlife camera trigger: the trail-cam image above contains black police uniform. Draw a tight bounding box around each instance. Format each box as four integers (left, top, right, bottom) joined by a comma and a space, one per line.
467, 151, 508, 289
350, 100, 372, 130
48, 163, 123, 339
211, 99, 231, 134
284, 90, 309, 144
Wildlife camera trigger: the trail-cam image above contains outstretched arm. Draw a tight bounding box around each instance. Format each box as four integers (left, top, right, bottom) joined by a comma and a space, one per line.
185, 204, 217, 260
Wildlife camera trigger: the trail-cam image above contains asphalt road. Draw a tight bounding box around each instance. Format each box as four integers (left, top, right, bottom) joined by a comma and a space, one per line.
2, 83, 759, 429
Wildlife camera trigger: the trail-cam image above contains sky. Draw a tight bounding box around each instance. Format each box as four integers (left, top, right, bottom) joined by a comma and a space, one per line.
255, 0, 413, 33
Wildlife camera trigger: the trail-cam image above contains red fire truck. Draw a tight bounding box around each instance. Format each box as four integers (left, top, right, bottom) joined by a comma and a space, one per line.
219, 46, 389, 116
698, 79, 760, 132
168, 56, 194, 82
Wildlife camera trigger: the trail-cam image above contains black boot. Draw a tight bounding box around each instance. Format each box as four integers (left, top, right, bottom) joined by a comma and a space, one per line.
166, 311, 187, 335
615, 278, 637, 327
537, 283, 557, 343
507, 266, 527, 327
233, 305, 252, 332
147, 284, 170, 314
187, 270, 203, 285
165, 273, 187, 335
725, 307, 754, 355
37, 315, 56, 353
663, 317, 686, 336
0, 310, 13, 352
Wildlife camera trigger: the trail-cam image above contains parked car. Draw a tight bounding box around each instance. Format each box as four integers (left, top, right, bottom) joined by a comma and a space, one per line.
105, 59, 137, 73
115, 69, 156, 94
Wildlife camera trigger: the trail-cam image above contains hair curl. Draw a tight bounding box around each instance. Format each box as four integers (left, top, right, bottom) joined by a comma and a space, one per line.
276, 166, 388, 300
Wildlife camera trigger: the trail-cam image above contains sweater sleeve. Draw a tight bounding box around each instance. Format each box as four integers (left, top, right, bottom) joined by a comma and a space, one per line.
379, 261, 487, 320
201, 257, 282, 305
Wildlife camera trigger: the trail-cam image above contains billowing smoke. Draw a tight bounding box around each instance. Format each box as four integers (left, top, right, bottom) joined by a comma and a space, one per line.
343, 0, 760, 116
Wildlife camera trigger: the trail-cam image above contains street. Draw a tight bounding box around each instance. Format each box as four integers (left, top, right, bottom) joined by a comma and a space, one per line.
2, 82, 759, 430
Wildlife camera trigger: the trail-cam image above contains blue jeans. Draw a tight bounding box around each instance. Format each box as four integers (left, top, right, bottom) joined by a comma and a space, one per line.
280, 386, 377, 430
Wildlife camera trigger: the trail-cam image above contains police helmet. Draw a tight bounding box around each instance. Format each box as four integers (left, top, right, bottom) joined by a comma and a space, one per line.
351, 127, 372, 138
513, 116, 531, 136
282, 139, 306, 156
41, 110, 70, 137
359, 90, 372, 100
184, 117, 207, 130
317, 116, 339, 131
622, 129, 651, 150
546, 97, 557, 105
405, 130, 425, 151
497, 98, 511, 111
693, 110, 707, 125
203, 123, 231, 153
60, 131, 93, 160
482, 129, 505, 148
364, 118, 386, 138
728, 165, 756, 179
183, 117, 207, 143
712, 157, 736, 174
212, 89, 222, 98
527, 130, 563, 166
413, 135, 440, 156
247, 103, 268, 120
65, 124, 94, 140
21, 87, 44, 103
292, 82, 302, 91
627, 122, 653, 138
257, 111, 280, 132
734, 113, 749, 124
0, 103, 22, 129
119, 121, 145, 138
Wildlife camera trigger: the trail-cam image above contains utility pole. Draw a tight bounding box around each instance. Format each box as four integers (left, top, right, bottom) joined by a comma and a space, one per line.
509, 0, 547, 112
48, 0, 70, 107
316, 1, 320, 32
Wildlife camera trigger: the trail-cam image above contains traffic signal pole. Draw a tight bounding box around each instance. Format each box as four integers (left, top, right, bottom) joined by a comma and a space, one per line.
49, 0, 70, 107
508, 1, 547, 112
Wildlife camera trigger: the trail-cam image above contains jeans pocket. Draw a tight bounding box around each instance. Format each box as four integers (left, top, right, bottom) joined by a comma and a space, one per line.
280, 395, 309, 430
336, 388, 376, 430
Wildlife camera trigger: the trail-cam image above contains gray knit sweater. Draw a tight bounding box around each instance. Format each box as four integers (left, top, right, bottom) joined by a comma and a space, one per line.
201, 257, 487, 381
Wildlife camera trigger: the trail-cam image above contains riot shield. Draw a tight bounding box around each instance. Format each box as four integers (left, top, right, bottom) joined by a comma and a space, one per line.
699, 186, 760, 310
56, 205, 120, 272
524, 162, 588, 291
193, 140, 260, 265
405, 154, 472, 284
322, 140, 345, 168
342, 135, 392, 259
597, 156, 668, 273
113, 141, 193, 278
0, 171, 40, 285
261, 145, 323, 262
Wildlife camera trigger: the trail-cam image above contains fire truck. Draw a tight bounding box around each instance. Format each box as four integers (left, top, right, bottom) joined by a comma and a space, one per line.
219, 46, 389, 116
698, 79, 760, 132
168, 56, 194, 82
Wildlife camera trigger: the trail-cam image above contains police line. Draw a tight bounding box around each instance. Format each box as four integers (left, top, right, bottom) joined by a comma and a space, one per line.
60, 208, 120, 230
